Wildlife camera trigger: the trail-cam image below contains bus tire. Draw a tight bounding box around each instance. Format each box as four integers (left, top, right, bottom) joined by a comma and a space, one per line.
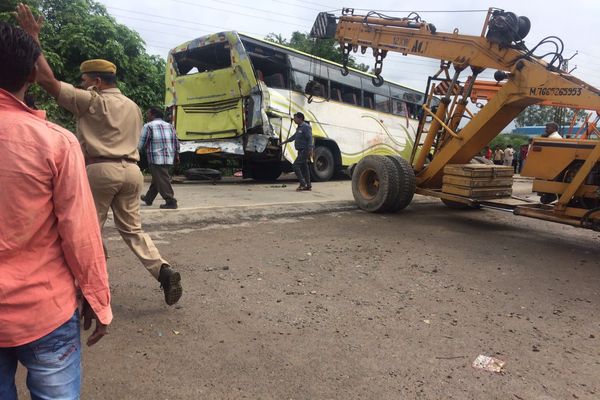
352, 155, 399, 213
184, 168, 222, 181
250, 162, 282, 181
311, 146, 335, 182
385, 155, 416, 212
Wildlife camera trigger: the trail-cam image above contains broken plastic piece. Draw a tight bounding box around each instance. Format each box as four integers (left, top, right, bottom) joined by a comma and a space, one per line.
472, 355, 505, 373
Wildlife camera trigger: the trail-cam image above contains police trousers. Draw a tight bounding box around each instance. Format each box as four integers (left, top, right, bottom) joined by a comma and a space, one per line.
86, 161, 168, 280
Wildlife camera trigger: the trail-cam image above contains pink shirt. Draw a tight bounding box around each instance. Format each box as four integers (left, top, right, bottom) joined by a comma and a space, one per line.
0, 89, 112, 347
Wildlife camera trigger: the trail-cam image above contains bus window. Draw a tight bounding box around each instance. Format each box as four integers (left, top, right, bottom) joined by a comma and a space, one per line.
361, 77, 390, 96
243, 40, 289, 89
292, 71, 327, 97
173, 42, 231, 75
391, 99, 408, 116
363, 92, 375, 109
375, 94, 391, 113
292, 71, 310, 92
331, 80, 360, 105
264, 73, 287, 88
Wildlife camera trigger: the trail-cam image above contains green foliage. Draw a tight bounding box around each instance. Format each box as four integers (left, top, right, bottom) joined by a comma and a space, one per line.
488, 134, 530, 152
1, 0, 165, 130
515, 105, 587, 128
266, 31, 369, 72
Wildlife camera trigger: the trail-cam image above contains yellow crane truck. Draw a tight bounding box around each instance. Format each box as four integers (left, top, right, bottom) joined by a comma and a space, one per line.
311, 7, 600, 230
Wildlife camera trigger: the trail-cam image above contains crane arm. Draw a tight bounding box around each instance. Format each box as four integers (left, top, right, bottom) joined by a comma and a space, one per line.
311, 8, 600, 187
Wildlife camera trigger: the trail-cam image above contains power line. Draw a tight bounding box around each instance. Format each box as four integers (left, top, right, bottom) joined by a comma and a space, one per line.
265, 0, 325, 13
203, 0, 315, 22
110, 12, 269, 40
171, 0, 308, 28
279, 0, 339, 10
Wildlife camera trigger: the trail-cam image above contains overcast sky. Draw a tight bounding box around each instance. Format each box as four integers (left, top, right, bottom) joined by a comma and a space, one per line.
98, 0, 600, 92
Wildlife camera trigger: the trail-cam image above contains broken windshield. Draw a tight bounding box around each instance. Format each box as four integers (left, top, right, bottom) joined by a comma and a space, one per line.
173, 42, 232, 75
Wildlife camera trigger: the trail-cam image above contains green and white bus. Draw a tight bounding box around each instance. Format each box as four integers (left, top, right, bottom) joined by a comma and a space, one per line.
165, 31, 429, 181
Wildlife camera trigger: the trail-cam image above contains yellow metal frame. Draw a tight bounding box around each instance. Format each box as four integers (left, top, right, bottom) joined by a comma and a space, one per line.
332, 8, 600, 229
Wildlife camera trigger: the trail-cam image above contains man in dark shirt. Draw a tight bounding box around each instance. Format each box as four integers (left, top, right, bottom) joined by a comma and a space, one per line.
282, 112, 314, 191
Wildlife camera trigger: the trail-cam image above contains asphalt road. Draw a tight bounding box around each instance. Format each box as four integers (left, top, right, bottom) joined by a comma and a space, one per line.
16, 177, 600, 399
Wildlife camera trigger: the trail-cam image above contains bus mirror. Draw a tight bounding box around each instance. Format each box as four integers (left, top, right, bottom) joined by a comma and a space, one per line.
305, 80, 322, 96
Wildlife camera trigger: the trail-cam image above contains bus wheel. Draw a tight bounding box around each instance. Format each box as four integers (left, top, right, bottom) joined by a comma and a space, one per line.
250, 162, 282, 181
351, 155, 399, 213
311, 146, 335, 182
385, 155, 416, 212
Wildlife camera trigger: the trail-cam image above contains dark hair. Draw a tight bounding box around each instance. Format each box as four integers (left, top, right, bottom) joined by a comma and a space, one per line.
546, 122, 559, 131
0, 22, 41, 92
294, 112, 305, 120
84, 72, 117, 85
24, 93, 37, 109
148, 106, 164, 119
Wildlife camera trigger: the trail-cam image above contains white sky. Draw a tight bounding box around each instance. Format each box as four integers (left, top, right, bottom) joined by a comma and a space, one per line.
98, 0, 600, 92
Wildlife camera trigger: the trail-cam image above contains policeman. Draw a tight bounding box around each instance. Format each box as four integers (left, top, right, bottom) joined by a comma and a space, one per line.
16, 4, 182, 305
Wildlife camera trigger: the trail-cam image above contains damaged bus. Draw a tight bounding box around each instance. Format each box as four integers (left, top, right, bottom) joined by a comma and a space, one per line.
165, 32, 428, 181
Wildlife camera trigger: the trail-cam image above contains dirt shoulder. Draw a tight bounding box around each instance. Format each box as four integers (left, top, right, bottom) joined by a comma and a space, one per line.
72, 198, 600, 399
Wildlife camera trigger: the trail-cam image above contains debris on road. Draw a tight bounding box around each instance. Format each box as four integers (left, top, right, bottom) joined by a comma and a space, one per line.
472, 355, 506, 373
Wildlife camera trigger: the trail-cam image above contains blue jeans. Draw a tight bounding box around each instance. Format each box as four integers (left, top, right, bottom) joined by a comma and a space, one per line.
0, 311, 81, 400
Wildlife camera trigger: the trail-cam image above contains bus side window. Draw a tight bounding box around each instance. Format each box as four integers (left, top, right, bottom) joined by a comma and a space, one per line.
391, 99, 408, 116
264, 73, 286, 88
342, 92, 358, 105
255, 69, 264, 81
331, 87, 342, 102
363, 92, 375, 109
375, 94, 391, 113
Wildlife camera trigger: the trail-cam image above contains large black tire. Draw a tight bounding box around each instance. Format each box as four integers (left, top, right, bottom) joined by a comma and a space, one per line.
385, 155, 416, 212
351, 155, 400, 213
250, 162, 282, 181
310, 146, 335, 182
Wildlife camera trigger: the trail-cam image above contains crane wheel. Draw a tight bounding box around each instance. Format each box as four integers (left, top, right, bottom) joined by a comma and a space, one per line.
385, 155, 416, 212
351, 155, 399, 213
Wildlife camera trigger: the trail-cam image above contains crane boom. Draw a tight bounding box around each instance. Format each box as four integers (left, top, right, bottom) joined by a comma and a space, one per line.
312, 8, 600, 187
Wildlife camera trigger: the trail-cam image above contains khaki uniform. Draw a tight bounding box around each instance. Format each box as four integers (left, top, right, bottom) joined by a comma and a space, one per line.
57, 82, 167, 279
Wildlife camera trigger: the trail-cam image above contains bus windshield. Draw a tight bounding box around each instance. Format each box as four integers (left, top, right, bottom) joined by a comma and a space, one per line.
173, 41, 232, 75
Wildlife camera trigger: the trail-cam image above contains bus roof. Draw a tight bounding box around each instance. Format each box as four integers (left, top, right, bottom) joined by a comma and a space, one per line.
169, 31, 425, 95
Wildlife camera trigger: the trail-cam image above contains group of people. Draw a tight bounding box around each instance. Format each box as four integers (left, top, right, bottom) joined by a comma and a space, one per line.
0, 5, 182, 399
484, 122, 563, 174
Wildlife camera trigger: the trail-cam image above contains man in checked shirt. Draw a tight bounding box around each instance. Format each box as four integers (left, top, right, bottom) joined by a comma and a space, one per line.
139, 106, 180, 209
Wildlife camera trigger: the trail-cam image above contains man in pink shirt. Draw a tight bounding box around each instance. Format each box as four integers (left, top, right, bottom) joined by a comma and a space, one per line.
0, 22, 112, 399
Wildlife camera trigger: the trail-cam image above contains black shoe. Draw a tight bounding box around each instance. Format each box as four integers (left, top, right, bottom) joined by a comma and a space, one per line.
140, 195, 152, 206
158, 264, 182, 306
160, 202, 178, 209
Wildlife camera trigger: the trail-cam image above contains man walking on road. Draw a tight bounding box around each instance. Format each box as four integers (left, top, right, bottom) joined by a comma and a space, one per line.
16, 4, 182, 306
139, 106, 180, 209
282, 112, 314, 191
0, 21, 112, 398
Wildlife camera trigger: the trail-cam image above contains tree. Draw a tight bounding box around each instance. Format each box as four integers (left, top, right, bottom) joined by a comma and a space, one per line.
0, 0, 165, 130
266, 31, 369, 72
515, 105, 586, 128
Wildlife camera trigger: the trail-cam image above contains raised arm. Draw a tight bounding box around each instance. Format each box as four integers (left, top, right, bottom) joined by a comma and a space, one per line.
15, 3, 61, 98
